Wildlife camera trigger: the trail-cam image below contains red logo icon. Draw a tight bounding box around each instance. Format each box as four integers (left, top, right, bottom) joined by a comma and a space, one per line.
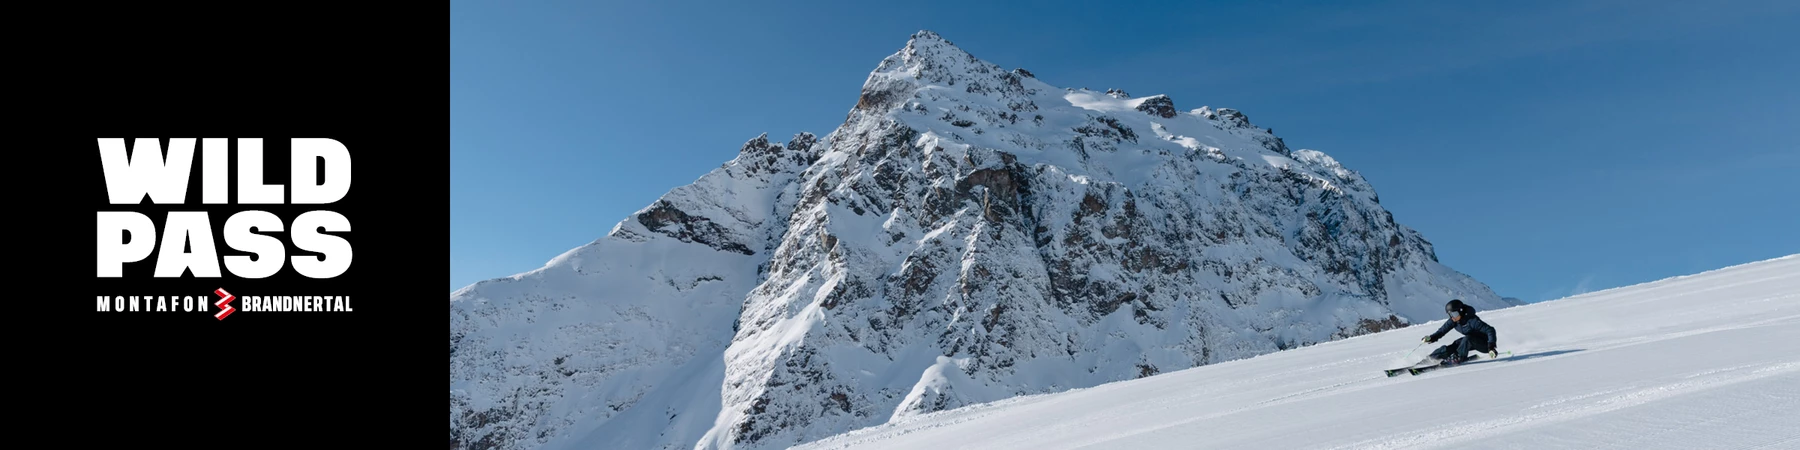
215, 288, 236, 320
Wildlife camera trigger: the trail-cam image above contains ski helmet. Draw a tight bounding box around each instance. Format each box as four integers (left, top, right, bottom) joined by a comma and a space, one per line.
1445, 299, 1468, 319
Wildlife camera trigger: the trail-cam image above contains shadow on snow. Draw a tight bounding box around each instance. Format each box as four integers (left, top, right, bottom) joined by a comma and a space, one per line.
1470, 348, 1586, 365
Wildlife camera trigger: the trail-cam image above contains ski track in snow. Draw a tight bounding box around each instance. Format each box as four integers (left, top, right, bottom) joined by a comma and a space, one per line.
794, 254, 1800, 450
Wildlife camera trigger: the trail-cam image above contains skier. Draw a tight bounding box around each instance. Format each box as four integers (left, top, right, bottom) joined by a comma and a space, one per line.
1421, 299, 1498, 367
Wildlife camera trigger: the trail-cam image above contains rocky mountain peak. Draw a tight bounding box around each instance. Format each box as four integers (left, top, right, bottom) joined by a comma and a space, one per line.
1135, 94, 1176, 118
450, 30, 1509, 450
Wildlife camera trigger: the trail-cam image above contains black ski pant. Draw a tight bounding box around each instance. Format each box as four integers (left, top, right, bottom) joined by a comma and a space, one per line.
1430, 333, 1492, 361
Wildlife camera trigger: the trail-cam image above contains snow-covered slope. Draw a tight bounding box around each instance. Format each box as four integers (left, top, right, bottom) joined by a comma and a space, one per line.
797, 254, 1800, 449
451, 30, 1514, 450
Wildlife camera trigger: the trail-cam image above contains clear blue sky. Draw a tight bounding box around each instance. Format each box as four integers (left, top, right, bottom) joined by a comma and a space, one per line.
451, 0, 1799, 302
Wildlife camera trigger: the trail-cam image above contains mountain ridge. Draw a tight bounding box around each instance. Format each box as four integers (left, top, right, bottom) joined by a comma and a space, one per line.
450, 30, 1509, 450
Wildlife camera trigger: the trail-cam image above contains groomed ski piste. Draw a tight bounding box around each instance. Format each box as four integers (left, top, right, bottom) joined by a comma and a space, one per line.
796, 254, 1800, 449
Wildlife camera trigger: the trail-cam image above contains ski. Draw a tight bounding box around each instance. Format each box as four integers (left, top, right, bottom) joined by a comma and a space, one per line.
1407, 365, 1444, 376
1382, 356, 1440, 378
1406, 351, 1512, 376
1384, 360, 1442, 377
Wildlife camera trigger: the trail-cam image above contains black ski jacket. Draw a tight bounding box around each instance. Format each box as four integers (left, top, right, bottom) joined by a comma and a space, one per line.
1430, 314, 1497, 348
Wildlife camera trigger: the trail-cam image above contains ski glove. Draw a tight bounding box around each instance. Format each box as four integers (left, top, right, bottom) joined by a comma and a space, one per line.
1422, 336, 1437, 344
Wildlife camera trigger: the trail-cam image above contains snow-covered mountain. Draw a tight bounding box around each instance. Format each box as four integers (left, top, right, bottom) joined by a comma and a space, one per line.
794, 254, 1800, 449
450, 30, 1511, 450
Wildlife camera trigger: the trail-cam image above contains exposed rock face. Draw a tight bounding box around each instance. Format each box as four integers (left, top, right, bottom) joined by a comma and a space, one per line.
449, 29, 1507, 450
1135, 95, 1177, 119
